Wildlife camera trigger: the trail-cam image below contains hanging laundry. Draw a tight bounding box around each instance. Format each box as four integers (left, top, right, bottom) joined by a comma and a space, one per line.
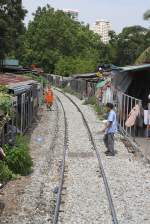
102, 87, 112, 104
125, 104, 140, 127
144, 110, 150, 125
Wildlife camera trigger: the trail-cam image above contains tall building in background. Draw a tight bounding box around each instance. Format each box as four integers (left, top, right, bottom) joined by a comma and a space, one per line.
63, 9, 79, 21
91, 19, 111, 44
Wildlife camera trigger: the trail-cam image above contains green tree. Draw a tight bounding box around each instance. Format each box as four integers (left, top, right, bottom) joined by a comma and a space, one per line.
109, 26, 149, 65
143, 9, 150, 20
22, 5, 105, 74
55, 56, 97, 76
0, 0, 27, 65
136, 9, 150, 64
135, 46, 150, 64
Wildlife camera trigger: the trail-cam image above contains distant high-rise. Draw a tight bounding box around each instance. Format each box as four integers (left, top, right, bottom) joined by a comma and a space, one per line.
91, 19, 111, 44
63, 9, 79, 21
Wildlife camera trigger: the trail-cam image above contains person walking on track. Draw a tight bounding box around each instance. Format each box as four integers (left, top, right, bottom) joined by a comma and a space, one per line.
102, 103, 117, 156
44, 85, 54, 110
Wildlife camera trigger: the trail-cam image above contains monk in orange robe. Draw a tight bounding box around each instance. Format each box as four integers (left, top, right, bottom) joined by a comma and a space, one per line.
44, 86, 54, 110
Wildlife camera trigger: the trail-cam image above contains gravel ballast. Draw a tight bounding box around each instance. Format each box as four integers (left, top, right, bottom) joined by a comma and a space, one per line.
58, 90, 150, 224
0, 101, 65, 224
0, 90, 149, 224
55, 91, 112, 224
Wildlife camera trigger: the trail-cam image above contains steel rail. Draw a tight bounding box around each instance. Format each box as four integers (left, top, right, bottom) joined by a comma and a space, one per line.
30, 100, 60, 223
49, 99, 59, 153
53, 96, 68, 224
55, 88, 119, 224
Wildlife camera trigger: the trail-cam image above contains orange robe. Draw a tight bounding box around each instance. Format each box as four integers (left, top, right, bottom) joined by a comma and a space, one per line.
44, 90, 54, 105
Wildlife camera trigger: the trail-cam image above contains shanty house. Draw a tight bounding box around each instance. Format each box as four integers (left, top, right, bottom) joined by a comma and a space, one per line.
111, 64, 150, 147
0, 73, 42, 146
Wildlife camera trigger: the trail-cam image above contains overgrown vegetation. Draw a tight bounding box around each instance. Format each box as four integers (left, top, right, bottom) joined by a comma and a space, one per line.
25, 73, 48, 86
61, 86, 106, 119
84, 96, 97, 105
0, 85, 14, 131
0, 135, 33, 183
0, 92, 12, 114
0, 161, 16, 183
0, 85, 9, 93
84, 96, 107, 119
4, 135, 33, 176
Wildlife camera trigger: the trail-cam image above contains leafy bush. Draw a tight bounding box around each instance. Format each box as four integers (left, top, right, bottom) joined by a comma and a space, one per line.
15, 135, 29, 149
0, 85, 9, 93
83, 96, 97, 105
94, 103, 107, 119
84, 96, 107, 119
0, 92, 12, 113
0, 161, 15, 183
4, 135, 33, 176
25, 73, 48, 86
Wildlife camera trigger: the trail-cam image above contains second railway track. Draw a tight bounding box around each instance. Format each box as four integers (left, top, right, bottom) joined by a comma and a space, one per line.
53, 89, 118, 224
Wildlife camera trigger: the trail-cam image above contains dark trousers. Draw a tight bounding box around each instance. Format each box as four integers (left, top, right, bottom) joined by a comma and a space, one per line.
103, 133, 115, 155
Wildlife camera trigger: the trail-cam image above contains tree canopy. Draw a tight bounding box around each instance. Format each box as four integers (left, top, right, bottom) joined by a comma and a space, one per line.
1, 3, 150, 75
143, 9, 150, 20
108, 26, 150, 66
22, 5, 106, 75
135, 47, 150, 64
0, 0, 27, 63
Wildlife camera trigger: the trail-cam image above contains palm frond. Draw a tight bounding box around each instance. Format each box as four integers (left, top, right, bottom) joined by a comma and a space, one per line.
143, 10, 150, 20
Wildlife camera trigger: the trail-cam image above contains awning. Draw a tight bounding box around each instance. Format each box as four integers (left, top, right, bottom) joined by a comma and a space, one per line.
112, 64, 150, 93
119, 64, 150, 72
74, 73, 96, 79
112, 72, 132, 92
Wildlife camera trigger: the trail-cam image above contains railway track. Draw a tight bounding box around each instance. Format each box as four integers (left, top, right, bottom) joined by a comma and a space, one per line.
53, 89, 118, 224
30, 100, 61, 222
53, 95, 68, 224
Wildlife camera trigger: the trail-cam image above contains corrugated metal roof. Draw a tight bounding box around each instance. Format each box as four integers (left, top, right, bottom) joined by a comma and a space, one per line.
8, 80, 37, 88
10, 85, 32, 94
119, 64, 150, 72
3, 59, 19, 66
74, 73, 96, 79
0, 73, 32, 85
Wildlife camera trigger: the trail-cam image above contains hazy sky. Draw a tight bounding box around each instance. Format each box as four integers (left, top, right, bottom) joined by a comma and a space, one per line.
22, 0, 150, 33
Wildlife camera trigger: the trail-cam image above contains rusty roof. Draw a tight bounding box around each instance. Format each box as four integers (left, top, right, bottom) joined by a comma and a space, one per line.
0, 73, 32, 85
